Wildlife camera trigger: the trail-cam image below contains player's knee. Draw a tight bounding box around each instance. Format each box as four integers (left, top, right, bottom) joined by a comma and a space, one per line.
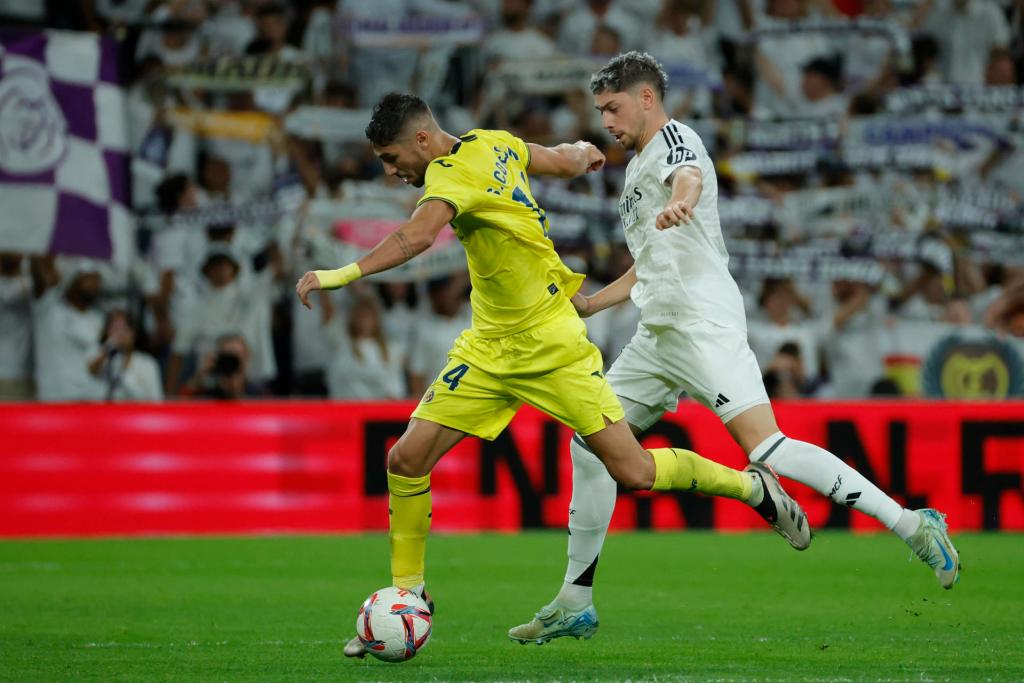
386, 440, 428, 478
608, 465, 652, 491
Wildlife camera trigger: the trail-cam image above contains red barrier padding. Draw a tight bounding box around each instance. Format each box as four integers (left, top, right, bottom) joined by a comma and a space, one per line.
0, 401, 1021, 537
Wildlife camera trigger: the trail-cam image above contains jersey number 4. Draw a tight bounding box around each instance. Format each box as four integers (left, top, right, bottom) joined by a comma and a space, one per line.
442, 363, 469, 391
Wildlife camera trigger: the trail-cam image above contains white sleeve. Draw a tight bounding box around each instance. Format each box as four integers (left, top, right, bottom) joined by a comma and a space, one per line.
989, 4, 1011, 46
141, 355, 164, 401
655, 124, 704, 185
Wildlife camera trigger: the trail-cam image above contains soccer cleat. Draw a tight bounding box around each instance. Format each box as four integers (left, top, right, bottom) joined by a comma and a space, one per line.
345, 588, 435, 658
745, 462, 812, 551
508, 602, 599, 645
905, 508, 960, 589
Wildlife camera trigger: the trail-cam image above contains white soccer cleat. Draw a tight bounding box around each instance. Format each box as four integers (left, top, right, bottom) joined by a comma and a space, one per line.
905, 508, 960, 589
343, 634, 367, 659
745, 462, 812, 551
508, 602, 599, 645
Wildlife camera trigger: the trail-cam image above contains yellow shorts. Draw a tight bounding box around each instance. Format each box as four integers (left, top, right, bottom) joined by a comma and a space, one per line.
412, 312, 625, 440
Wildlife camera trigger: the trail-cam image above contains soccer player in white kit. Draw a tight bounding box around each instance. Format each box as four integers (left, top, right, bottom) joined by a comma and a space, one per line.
509, 52, 960, 645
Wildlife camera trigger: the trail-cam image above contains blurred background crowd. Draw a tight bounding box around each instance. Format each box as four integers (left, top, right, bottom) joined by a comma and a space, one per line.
1, 0, 1023, 403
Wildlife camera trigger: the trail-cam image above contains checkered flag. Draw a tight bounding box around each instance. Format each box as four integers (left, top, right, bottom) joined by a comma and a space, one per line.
0, 30, 131, 259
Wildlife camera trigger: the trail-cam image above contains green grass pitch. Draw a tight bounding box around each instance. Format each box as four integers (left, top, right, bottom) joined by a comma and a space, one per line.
1, 532, 1022, 682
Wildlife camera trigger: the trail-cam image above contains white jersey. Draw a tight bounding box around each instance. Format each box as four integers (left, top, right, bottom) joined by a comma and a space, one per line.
618, 119, 746, 330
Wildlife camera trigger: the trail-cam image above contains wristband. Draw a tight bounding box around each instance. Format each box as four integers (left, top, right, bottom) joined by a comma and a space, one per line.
314, 263, 362, 289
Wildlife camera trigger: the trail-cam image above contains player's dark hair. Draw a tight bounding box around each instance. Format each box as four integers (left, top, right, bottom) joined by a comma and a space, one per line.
365, 93, 432, 147
590, 51, 668, 100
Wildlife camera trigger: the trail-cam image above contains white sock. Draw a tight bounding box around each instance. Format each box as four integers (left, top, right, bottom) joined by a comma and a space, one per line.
893, 508, 922, 541
556, 582, 592, 610
750, 431, 906, 531
558, 434, 617, 608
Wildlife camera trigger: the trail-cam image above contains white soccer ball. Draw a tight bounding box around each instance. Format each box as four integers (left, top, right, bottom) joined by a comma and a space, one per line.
354, 586, 432, 662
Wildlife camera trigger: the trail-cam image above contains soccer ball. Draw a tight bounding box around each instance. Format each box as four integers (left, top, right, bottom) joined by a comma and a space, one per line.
355, 587, 432, 662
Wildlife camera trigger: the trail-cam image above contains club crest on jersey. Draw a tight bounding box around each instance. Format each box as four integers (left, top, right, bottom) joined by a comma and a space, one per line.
666, 145, 696, 165
423, 389, 435, 404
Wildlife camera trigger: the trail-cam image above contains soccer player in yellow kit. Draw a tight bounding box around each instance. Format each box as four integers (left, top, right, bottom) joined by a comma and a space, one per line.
295, 93, 809, 656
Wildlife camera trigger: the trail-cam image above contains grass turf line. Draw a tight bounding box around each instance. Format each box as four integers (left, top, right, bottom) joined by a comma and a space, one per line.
0, 532, 1021, 682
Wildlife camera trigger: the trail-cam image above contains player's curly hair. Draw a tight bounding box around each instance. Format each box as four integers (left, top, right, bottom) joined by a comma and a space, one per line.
590, 51, 668, 100
364, 93, 432, 147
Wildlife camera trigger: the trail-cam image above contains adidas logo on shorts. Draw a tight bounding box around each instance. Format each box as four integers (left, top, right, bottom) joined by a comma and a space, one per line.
714, 393, 730, 408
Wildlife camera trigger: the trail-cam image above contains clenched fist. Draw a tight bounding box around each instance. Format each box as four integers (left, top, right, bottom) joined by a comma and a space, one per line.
576, 141, 606, 174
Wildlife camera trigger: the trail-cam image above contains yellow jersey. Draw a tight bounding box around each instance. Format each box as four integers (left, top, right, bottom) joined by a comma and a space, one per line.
416, 129, 584, 338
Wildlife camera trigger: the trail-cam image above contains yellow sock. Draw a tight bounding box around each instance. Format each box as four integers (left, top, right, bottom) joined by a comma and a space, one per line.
387, 471, 431, 589
649, 448, 751, 500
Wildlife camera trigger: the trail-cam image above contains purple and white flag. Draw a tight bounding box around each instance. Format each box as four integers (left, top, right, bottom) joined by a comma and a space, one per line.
0, 30, 131, 259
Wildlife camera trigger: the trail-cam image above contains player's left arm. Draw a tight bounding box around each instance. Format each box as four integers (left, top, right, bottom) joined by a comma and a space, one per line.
295, 200, 454, 309
655, 166, 703, 231
525, 141, 605, 178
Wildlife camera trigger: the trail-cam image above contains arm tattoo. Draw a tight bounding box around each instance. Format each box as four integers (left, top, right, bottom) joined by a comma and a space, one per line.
393, 229, 415, 259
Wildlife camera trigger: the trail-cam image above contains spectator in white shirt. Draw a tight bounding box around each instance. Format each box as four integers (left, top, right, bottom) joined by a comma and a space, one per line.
753, 0, 833, 119
29, 257, 107, 402
0, 253, 34, 400
167, 245, 279, 395
184, 333, 265, 399
822, 280, 888, 397
922, 0, 1011, 85
799, 57, 848, 119
324, 295, 406, 399
136, 2, 207, 67
747, 277, 823, 383
557, 0, 640, 56
377, 281, 419, 359
91, 310, 164, 402
650, 0, 720, 120
482, 0, 557, 67
409, 275, 472, 396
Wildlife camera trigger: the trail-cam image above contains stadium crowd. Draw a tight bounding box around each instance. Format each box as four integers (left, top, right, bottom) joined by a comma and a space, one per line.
1, 0, 1023, 402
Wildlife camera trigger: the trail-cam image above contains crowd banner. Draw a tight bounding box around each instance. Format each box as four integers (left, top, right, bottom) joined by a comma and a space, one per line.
146, 192, 303, 230
495, 58, 600, 96
284, 105, 374, 142
164, 55, 310, 92
748, 18, 911, 64
885, 84, 1024, 114
661, 61, 722, 90
729, 253, 886, 284
0, 30, 131, 259
339, 17, 485, 48
731, 119, 843, 151
0, 401, 1020, 537
846, 114, 1012, 148
165, 107, 277, 143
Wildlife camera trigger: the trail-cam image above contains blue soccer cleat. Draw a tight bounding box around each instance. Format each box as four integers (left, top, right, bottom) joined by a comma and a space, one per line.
905, 508, 960, 589
508, 601, 599, 645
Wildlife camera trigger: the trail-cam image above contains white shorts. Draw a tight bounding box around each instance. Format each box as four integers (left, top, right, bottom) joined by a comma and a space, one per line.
606, 320, 769, 430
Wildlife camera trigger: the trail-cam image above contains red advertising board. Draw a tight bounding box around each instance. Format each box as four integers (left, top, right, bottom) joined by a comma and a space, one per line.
0, 401, 1021, 537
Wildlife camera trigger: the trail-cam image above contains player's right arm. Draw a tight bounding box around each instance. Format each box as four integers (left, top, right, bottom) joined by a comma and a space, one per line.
295, 200, 454, 309
526, 141, 605, 178
572, 265, 637, 318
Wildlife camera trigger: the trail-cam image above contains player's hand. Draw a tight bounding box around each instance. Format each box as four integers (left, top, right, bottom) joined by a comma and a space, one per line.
571, 291, 593, 318
656, 200, 695, 230
295, 271, 322, 310
576, 141, 605, 174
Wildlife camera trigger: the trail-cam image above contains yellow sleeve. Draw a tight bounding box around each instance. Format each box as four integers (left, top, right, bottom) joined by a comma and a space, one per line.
416, 158, 476, 218
487, 129, 530, 170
